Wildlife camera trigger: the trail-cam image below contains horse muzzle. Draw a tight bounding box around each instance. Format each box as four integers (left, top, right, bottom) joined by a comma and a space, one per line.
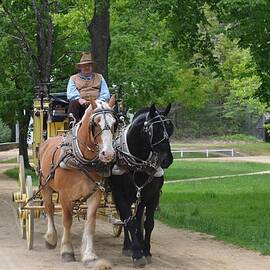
99, 149, 115, 163
159, 152, 173, 169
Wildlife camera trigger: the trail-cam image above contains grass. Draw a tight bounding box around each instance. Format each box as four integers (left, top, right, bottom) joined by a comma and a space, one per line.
157, 174, 270, 254
7, 160, 268, 186
0, 157, 18, 163
165, 160, 270, 181
5, 167, 39, 186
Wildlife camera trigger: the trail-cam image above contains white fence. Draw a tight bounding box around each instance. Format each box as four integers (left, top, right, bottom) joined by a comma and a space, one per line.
172, 148, 234, 158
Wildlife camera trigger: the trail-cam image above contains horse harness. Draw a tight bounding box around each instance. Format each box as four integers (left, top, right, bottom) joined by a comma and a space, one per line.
115, 112, 171, 224
24, 107, 115, 207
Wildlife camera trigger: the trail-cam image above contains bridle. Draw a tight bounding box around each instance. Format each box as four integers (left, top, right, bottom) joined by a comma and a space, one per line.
143, 112, 171, 149
89, 107, 116, 141
115, 111, 172, 175
73, 106, 116, 162
118, 111, 173, 226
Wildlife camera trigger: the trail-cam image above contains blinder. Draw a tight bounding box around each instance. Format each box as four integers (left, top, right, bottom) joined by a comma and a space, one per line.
143, 113, 172, 148
89, 108, 116, 139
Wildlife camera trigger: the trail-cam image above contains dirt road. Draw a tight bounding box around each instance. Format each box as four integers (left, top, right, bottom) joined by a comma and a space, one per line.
1, 158, 270, 269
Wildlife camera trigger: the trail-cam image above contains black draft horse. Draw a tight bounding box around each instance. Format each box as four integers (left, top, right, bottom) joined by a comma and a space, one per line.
109, 104, 174, 268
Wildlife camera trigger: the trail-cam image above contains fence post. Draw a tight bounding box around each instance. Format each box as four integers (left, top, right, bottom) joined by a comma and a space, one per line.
181, 151, 183, 158
206, 149, 209, 158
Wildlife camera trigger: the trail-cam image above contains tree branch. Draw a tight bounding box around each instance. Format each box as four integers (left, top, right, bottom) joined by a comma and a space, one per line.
46, 14, 53, 81
1, 3, 39, 69
0, 30, 22, 41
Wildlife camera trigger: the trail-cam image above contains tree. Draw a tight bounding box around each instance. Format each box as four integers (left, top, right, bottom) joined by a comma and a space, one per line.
0, 0, 54, 167
89, 0, 110, 81
0, 118, 11, 143
210, 0, 270, 103
109, 0, 181, 109
0, 0, 111, 167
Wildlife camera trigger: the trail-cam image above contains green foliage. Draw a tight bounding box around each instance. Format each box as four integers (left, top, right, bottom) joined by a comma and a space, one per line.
0, 118, 11, 143
0, 0, 269, 140
0, 157, 17, 164
213, 36, 265, 131
142, 0, 215, 63
213, 0, 270, 103
0, 1, 38, 125
109, 1, 180, 109
170, 10, 265, 138
172, 67, 215, 108
5, 167, 38, 186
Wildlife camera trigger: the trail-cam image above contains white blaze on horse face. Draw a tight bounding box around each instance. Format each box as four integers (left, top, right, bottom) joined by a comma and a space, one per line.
95, 100, 115, 163
98, 113, 115, 163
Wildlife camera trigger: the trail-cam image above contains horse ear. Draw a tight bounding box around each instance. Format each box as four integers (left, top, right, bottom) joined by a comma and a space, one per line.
162, 103, 171, 116
90, 97, 97, 110
108, 94, 116, 108
149, 104, 156, 118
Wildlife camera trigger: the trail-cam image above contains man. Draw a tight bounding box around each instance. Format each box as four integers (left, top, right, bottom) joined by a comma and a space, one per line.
67, 52, 110, 122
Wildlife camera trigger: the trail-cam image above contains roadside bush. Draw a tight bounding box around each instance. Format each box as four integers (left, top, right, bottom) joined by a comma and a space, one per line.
0, 119, 11, 143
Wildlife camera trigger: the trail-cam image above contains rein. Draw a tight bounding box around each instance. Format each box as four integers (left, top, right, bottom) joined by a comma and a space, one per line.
116, 111, 171, 174
30, 106, 116, 207
70, 107, 115, 166
123, 171, 156, 227
71, 122, 99, 165
116, 125, 159, 175
90, 108, 116, 140
116, 111, 171, 226
143, 113, 171, 148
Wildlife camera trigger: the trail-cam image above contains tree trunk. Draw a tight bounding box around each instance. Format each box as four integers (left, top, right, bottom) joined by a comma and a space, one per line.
89, 0, 110, 82
32, 0, 53, 96
19, 112, 31, 168
2, 1, 53, 168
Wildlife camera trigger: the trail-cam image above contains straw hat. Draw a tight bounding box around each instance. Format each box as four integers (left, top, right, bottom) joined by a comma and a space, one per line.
75, 52, 94, 68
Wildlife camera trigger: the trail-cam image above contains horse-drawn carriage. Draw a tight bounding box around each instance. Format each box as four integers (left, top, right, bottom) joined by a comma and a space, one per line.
12, 87, 174, 268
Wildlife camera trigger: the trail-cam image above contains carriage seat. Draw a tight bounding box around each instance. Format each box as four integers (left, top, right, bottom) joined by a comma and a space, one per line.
49, 92, 69, 122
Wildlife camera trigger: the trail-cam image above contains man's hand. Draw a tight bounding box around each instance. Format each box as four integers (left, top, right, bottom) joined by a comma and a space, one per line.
78, 98, 88, 106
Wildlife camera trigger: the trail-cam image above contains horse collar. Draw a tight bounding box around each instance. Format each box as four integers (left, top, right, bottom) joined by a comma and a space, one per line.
143, 113, 170, 149
115, 124, 160, 175
72, 123, 98, 164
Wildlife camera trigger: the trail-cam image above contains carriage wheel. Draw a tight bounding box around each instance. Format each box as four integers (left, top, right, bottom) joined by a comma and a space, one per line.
18, 155, 26, 239
19, 217, 27, 240
26, 175, 34, 250
112, 224, 122, 238
19, 155, 26, 193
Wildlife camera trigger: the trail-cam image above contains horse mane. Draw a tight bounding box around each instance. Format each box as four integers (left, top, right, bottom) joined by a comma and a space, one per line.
132, 107, 149, 121
81, 100, 110, 122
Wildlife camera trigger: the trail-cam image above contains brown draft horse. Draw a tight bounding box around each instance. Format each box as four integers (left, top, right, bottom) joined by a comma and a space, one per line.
38, 97, 116, 269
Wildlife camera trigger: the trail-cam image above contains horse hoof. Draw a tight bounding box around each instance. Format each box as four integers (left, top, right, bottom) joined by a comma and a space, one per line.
122, 249, 132, 257
133, 257, 146, 268
89, 259, 112, 270
62, 252, 76, 262
45, 241, 57, 249
83, 259, 97, 268
146, 256, 152, 264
